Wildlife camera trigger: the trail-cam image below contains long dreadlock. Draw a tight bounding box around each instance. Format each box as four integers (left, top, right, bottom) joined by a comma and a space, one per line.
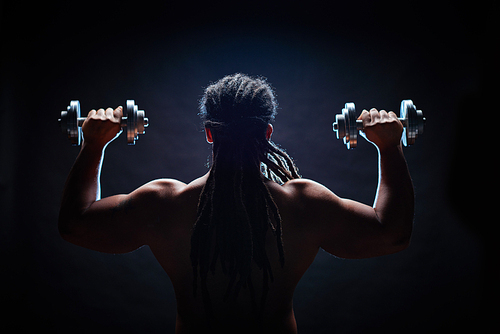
190, 74, 300, 320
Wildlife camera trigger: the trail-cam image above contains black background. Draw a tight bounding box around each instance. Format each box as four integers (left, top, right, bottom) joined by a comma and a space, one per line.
1, 1, 495, 333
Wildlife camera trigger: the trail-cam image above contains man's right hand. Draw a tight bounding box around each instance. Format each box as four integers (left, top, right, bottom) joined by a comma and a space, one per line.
358, 108, 403, 151
82, 106, 123, 148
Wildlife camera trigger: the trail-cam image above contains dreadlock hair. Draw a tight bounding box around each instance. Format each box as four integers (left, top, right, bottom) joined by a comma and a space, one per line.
190, 74, 301, 320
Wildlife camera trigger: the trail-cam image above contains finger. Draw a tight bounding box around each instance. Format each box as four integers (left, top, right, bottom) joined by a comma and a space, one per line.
113, 106, 123, 119
388, 111, 403, 127
388, 111, 398, 120
379, 109, 389, 120
369, 108, 380, 121
105, 107, 114, 118
87, 109, 97, 117
96, 108, 105, 116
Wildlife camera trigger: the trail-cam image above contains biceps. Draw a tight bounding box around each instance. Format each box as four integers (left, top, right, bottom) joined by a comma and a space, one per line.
62, 194, 148, 253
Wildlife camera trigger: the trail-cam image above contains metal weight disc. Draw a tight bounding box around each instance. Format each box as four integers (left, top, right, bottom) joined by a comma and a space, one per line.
67, 100, 81, 146
333, 113, 346, 139
137, 109, 145, 134
400, 100, 417, 146
344, 102, 357, 149
416, 109, 425, 137
59, 112, 67, 134
126, 100, 138, 145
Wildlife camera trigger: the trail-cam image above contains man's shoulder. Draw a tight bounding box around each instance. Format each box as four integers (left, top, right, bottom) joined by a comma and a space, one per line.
281, 178, 336, 198
139, 174, 208, 199
138, 178, 187, 195
282, 179, 345, 217
266, 178, 341, 211
128, 176, 205, 218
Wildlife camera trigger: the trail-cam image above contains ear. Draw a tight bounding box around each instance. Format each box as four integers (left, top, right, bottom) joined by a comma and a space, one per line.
205, 127, 213, 144
266, 123, 273, 140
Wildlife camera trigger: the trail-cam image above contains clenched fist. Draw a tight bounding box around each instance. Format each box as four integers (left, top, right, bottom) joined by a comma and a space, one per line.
82, 107, 123, 148
358, 108, 403, 151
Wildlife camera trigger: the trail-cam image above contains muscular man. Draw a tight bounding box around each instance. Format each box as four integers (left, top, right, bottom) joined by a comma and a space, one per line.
59, 74, 414, 333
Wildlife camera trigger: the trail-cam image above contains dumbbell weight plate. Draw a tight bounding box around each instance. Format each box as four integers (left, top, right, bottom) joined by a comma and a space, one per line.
343, 103, 357, 149
333, 112, 346, 139
59, 100, 81, 146
416, 109, 425, 136
400, 100, 417, 146
125, 100, 147, 145
126, 100, 137, 145
332, 102, 357, 149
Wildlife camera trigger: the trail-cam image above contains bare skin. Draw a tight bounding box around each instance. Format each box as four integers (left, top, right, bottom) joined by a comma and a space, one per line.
59, 106, 414, 333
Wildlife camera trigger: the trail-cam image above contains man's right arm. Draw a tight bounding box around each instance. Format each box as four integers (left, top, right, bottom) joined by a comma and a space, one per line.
58, 107, 186, 254
293, 108, 414, 259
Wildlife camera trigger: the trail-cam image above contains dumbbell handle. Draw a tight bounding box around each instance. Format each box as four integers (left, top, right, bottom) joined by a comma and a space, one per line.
353, 118, 409, 130
332, 117, 409, 131
76, 116, 149, 128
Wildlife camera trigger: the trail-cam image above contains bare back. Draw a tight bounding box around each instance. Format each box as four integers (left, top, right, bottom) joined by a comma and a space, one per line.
146, 174, 321, 333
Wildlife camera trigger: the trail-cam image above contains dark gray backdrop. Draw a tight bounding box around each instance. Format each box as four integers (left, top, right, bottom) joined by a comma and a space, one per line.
1, 1, 494, 333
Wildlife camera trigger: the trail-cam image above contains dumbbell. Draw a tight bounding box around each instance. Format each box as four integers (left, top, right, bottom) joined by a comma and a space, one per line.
332, 99, 425, 149
59, 100, 149, 146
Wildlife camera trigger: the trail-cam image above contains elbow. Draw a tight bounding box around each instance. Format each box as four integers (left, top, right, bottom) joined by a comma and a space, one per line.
58, 223, 82, 245
376, 237, 410, 257
59, 227, 72, 241
58, 214, 79, 242
386, 226, 413, 254
390, 234, 412, 253
58, 218, 72, 241
378, 218, 413, 255
381, 213, 413, 254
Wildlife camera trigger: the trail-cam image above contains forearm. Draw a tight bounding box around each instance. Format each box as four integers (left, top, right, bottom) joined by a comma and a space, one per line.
373, 144, 414, 243
59, 142, 105, 233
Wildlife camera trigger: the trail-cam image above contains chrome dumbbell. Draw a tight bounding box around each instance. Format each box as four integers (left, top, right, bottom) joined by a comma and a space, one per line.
59, 100, 149, 146
332, 99, 425, 149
